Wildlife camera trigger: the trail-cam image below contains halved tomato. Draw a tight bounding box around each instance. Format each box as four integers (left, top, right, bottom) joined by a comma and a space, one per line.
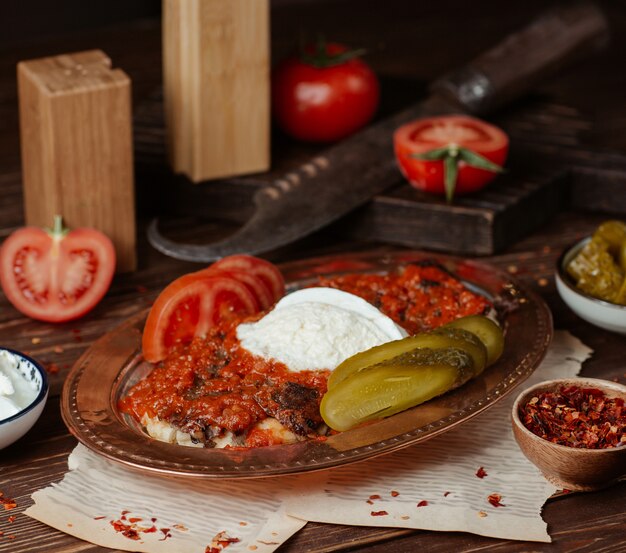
394, 115, 509, 199
200, 267, 274, 311
0, 217, 115, 322
212, 255, 285, 304
142, 272, 259, 363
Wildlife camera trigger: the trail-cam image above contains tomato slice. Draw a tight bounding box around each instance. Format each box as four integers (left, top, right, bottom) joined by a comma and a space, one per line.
394, 115, 509, 196
199, 267, 273, 311
142, 272, 258, 363
0, 220, 115, 322
211, 255, 285, 304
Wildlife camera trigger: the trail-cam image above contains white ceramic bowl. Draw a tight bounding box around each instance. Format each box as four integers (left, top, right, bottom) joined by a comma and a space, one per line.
0, 348, 49, 449
556, 237, 626, 334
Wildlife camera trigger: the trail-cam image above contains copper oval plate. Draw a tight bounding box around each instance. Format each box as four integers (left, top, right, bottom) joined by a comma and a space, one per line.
61, 250, 552, 479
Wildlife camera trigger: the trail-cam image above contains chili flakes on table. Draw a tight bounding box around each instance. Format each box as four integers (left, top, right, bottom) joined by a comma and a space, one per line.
519, 386, 625, 449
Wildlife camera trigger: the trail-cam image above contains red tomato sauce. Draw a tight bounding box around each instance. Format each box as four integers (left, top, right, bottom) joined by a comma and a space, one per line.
318, 262, 491, 335
119, 263, 491, 447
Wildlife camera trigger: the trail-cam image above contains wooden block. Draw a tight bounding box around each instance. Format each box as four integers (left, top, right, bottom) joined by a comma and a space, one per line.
18, 50, 136, 272
163, 0, 270, 182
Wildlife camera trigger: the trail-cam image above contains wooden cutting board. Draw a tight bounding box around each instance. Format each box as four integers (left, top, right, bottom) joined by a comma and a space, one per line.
133, 89, 626, 255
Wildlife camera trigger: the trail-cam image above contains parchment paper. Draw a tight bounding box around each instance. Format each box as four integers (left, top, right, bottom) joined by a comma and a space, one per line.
26, 331, 591, 550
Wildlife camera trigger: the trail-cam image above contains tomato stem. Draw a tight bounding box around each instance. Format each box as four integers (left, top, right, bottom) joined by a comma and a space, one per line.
410, 144, 504, 203
299, 35, 367, 68
46, 215, 70, 239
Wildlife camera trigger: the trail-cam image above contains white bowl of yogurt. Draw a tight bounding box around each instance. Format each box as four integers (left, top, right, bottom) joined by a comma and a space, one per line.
0, 348, 49, 450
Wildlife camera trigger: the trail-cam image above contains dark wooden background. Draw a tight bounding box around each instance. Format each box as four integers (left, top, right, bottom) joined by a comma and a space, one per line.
0, 1, 625, 552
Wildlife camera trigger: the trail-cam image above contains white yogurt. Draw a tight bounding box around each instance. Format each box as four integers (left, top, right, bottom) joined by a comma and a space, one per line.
0, 350, 39, 421
237, 288, 406, 372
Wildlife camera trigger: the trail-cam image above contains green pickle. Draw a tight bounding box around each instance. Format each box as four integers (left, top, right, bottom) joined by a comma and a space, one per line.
327, 327, 487, 389
443, 315, 504, 366
320, 347, 473, 432
321, 315, 505, 431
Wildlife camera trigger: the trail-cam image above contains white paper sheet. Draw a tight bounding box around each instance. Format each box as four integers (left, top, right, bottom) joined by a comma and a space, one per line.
26, 446, 306, 553
26, 331, 591, 550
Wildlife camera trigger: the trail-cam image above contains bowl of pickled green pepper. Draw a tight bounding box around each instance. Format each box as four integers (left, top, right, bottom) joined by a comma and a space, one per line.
556, 220, 626, 334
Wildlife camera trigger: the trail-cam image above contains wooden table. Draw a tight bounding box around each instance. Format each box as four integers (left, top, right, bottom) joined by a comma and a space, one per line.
1, 2, 625, 551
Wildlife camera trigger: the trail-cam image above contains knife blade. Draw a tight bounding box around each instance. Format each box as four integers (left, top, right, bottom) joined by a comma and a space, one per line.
148, 0, 607, 262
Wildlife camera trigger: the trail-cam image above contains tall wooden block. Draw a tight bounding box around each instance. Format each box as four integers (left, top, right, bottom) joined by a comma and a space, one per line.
17, 50, 136, 272
163, 0, 270, 182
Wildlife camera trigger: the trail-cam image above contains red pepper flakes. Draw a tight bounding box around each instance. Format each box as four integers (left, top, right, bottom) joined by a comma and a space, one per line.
0, 530, 4, 536
53, 345, 64, 354
476, 467, 488, 479
206, 531, 241, 552
390, 490, 400, 497
93, 516, 106, 520
369, 494, 381, 500
144, 526, 157, 533
128, 517, 142, 523
110, 519, 140, 541
8, 516, 16, 523
7, 535, 15, 540
173, 523, 188, 531
0, 492, 17, 511
159, 527, 172, 541
487, 493, 505, 507
417, 500, 428, 507
371, 511, 388, 517
478, 511, 488, 518
46, 362, 60, 375
520, 386, 625, 449
366, 500, 374, 505
443, 491, 451, 497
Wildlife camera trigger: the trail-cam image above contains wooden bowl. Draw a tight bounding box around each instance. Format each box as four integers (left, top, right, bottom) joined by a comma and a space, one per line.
511, 378, 626, 491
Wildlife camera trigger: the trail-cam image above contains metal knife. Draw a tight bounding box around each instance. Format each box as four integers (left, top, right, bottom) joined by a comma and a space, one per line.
148, 0, 607, 262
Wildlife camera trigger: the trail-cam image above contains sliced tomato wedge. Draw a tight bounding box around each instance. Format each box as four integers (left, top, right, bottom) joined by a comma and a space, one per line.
200, 267, 273, 311
212, 255, 285, 304
142, 272, 258, 363
0, 217, 115, 322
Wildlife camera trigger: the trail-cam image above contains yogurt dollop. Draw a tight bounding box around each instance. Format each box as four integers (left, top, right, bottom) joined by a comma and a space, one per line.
236, 288, 406, 372
0, 350, 39, 421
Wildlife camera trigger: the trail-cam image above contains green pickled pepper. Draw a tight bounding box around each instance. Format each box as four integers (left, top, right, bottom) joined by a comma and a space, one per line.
593, 220, 626, 258
567, 236, 624, 303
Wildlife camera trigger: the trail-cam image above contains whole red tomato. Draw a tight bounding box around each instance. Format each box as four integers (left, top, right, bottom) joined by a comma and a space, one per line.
0, 216, 115, 322
394, 115, 509, 201
272, 42, 380, 142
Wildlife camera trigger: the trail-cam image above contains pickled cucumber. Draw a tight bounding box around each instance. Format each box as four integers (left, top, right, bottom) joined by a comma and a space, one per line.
443, 315, 504, 366
327, 327, 487, 389
320, 347, 473, 431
